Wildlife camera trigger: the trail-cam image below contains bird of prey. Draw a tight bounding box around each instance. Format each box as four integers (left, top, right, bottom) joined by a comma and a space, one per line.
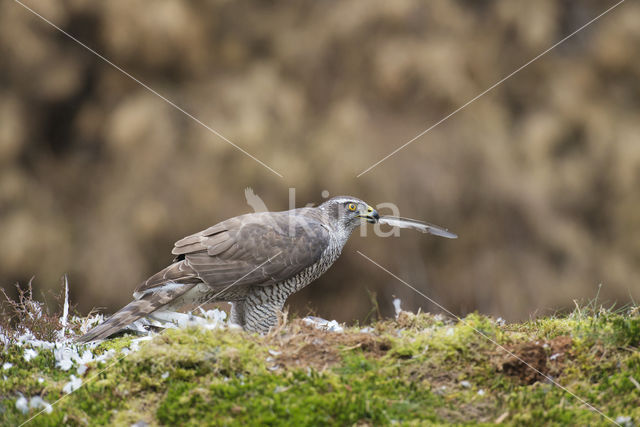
77, 196, 456, 342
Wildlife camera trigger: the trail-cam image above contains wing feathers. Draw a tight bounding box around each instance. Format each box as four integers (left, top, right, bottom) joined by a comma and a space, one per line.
173, 222, 228, 250
76, 282, 196, 342
143, 212, 331, 297
135, 260, 199, 294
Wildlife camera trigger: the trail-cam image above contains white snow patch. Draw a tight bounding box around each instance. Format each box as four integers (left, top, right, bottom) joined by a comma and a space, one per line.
24, 348, 38, 362
29, 396, 53, 414
303, 316, 344, 333
201, 308, 228, 323
16, 332, 55, 350
120, 308, 228, 336
54, 345, 112, 371
616, 416, 633, 427
57, 275, 70, 340
16, 395, 29, 414
94, 349, 116, 364
393, 298, 402, 318
185, 308, 228, 330
54, 346, 77, 371
0, 326, 11, 346
79, 314, 105, 335
77, 350, 94, 364
63, 375, 82, 394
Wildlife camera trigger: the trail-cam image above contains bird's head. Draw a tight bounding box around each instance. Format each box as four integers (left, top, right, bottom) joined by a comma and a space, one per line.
319, 196, 379, 231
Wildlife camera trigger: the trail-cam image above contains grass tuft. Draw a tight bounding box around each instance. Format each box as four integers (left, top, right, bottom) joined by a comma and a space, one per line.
1, 285, 639, 425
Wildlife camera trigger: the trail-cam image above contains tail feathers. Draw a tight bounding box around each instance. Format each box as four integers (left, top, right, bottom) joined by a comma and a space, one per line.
76, 282, 196, 343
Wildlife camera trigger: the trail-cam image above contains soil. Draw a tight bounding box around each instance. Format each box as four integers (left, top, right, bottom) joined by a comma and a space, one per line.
497, 335, 572, 384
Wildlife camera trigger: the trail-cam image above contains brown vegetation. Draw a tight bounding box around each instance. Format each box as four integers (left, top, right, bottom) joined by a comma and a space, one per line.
498, 335, 573, 384
267, 319, 392, 370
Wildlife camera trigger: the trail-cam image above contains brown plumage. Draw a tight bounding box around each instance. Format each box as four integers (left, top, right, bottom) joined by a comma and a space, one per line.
77, 196, 456, 342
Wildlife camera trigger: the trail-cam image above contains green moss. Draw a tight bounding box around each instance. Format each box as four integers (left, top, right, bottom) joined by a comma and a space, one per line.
2, 310, 639, 425
157, 356, 444, 425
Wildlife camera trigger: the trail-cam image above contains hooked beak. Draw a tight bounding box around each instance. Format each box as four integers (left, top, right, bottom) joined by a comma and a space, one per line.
359, 205, 379, 224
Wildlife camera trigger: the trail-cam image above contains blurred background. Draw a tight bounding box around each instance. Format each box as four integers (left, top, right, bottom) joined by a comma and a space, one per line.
1, 0, 639, 323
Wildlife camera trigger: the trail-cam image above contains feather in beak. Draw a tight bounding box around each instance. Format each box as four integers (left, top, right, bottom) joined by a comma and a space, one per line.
378, 216, 458, 239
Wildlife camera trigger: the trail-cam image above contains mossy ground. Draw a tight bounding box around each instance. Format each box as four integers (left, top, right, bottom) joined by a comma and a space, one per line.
1, 309, 639, 426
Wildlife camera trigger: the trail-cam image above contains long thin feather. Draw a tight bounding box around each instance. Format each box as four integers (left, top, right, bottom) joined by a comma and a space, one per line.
378, 216, 458, 239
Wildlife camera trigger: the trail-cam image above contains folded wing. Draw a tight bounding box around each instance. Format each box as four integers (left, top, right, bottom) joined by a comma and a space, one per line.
135, 212, 331, 296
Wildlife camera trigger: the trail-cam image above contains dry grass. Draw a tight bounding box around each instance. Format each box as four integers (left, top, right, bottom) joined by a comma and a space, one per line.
0, 279, 85, 343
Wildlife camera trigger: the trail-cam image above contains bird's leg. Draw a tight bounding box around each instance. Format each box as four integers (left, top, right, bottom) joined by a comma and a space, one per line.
229, 301, 246, 327
243, 290, 286, 334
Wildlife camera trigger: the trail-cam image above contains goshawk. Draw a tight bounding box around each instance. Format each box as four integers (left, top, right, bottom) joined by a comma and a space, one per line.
78, 196, 456, 342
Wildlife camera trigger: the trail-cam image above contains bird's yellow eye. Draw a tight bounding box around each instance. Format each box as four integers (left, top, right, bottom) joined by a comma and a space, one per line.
347, 203, 357, 211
